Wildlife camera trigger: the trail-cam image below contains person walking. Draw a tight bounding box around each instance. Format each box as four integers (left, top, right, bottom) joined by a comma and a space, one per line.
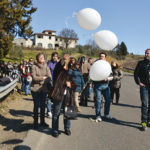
80, 55, 91, 106
93, 52, 113, 122
109, 61, 123, 105
31, 53, 52, 130
46, 52, 58, 118
134, 49, 150, 131
69, 61, 85, 112
50, 54, 77, 138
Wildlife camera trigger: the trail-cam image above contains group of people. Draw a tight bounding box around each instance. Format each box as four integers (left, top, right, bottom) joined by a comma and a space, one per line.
2, 48, 150, 136
27, 51, 124, 138
0, 60, 19, 78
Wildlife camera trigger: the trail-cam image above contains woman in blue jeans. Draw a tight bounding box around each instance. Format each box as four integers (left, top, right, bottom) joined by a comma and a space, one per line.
31, 53, 52, 130
50, 54, 77, 138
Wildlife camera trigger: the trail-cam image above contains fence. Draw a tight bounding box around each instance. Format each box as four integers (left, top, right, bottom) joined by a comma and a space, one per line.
0, 77, 19, 99
123, 67, 135, 71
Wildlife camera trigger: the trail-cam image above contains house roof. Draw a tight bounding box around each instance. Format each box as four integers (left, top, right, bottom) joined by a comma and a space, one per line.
42, 30, 56, 33
34, 33, 56, 36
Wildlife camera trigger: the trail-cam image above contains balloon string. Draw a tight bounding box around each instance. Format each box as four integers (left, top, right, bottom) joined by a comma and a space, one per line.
65, 12, 77, 26
82, 34, 95, 39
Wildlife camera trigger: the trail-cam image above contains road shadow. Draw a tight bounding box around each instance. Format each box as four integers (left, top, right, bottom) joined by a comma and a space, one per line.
116, 103, 141, 108
14, 145, 31, 150
101, 116, 141, 130
22, 98, 33, 101
77, 113, 141, 130
2, 139, 23, 145
0, 113, 33, 133
9, 109, 33, 117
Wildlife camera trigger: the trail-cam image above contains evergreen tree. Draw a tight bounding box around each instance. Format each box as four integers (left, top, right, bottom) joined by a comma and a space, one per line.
115, 44, 121, 56
120, 42, 128, 55
0, 0, 37, 58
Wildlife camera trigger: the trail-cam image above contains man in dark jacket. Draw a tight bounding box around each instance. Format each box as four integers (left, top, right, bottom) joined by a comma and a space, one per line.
134, 49, 150, 131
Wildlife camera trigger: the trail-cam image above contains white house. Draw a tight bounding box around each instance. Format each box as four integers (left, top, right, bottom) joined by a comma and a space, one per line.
13, 30, 78, 49
13, 38, 33, 47
33, 30, 78, 49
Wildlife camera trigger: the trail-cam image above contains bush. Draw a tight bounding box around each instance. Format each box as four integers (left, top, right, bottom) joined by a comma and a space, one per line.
9, 46, 24, 60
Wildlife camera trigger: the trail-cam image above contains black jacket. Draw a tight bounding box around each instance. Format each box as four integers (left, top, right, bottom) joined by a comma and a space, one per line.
134, 58, 150, 86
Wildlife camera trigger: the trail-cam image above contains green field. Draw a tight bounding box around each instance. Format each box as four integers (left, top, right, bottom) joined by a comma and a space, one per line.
1, 49, 63, 63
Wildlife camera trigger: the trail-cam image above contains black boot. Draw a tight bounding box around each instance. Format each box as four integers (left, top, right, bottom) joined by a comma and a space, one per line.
34, 116, 38, 130
79, 99, 84, 106
85, 99, 88, 107
40, 116, 49, 127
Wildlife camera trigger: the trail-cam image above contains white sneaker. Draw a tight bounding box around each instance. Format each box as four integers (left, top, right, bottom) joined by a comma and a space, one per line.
96, 117, 102, 122
105, 115, 112, 119
47, 112, 52, 119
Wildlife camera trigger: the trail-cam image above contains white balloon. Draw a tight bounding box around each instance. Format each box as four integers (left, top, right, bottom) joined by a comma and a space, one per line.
76, 8, 101, 30
90, 60, 111, 81
94, 30, 118, 50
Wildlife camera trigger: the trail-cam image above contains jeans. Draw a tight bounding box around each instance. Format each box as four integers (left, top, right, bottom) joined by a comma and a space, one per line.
25, 79, 31, 95
88, 86, 91, 97
110, 88, 120, 103
31, 91, 47, 117
140, 86, 150, 123
13, 69, 18, 74
47, 98, 52, 113
52, 95, 71, 133
21, 76, 25, 92
94, 84, 111, 118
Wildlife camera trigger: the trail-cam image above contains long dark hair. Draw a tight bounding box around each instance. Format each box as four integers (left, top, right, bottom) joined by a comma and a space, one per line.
72, 61, 83, 74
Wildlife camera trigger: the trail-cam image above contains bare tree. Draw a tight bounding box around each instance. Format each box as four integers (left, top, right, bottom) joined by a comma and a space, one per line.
58, 28, 78, 48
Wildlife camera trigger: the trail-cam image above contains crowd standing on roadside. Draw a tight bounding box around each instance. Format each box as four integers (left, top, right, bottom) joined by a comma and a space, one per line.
3, 49, 150, 137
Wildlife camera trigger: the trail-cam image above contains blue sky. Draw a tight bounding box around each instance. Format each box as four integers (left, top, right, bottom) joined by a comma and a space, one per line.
29, 0, 150, 55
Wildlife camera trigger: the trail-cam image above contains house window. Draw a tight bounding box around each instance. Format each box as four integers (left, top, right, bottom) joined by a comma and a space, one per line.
55, 38, 58, 41
21, 43, 23, 46
60, 39, 62, 41
48, 32, 52, 34
48, 43, 53, 48
49, 36, 51, 39
38, 35, 43, 39
38, 43, 42, 48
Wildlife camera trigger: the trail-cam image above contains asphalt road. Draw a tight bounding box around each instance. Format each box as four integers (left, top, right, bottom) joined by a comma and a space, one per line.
16, 72, 150, 150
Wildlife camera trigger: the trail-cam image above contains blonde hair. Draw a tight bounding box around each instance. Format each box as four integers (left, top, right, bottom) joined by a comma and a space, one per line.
111, 61, 122, 69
